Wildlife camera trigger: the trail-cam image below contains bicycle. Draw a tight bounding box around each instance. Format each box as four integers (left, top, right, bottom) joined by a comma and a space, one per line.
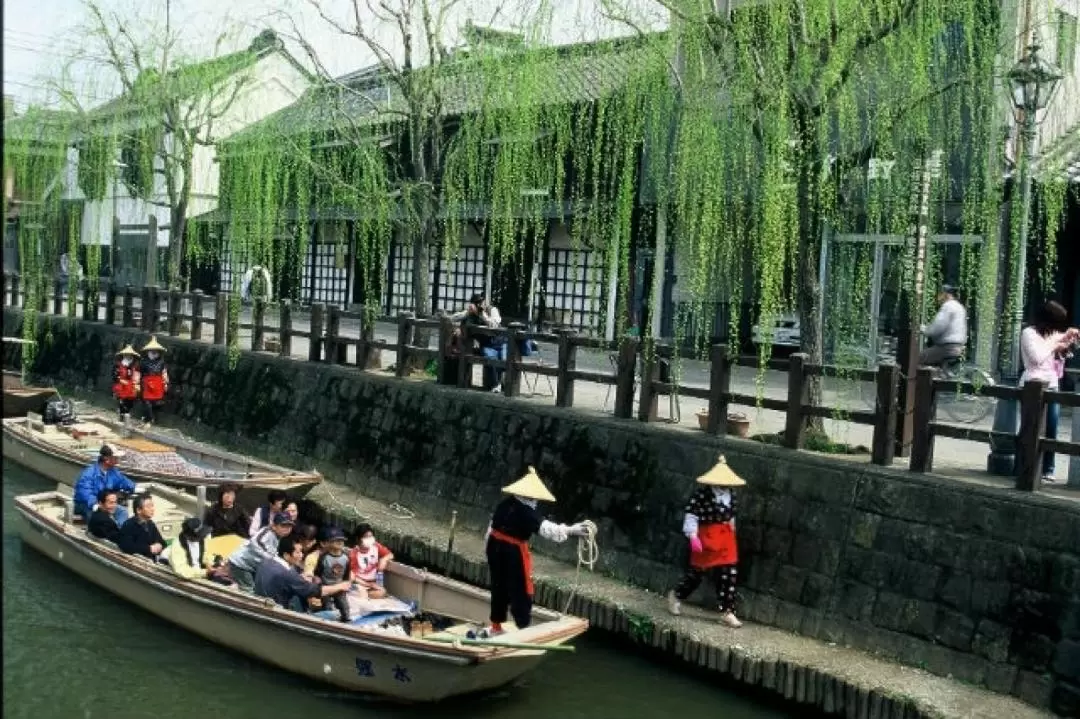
931, 357, 996, 424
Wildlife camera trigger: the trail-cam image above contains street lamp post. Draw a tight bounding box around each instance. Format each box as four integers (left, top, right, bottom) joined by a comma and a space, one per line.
987, 33, 1064, 476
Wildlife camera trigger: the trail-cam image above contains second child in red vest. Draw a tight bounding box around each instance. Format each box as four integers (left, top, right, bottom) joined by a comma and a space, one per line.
111, 345, 141, 422
139, 336, 169, 424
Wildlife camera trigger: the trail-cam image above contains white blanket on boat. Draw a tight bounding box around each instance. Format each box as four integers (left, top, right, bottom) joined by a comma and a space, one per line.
346, 592, 413, 618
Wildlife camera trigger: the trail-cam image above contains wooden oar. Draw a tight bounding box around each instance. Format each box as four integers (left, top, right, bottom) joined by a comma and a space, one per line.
423, 635, 576, 652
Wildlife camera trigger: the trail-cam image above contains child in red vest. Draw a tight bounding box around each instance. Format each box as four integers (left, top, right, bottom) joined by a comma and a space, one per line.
112, 345, 141, 422
139, 336, 169, 424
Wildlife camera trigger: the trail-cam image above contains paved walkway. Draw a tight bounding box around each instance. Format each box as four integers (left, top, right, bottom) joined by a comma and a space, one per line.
64, 296, 1080, 495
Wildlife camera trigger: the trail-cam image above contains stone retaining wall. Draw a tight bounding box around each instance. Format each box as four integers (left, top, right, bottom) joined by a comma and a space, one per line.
4, 308, 1078, 716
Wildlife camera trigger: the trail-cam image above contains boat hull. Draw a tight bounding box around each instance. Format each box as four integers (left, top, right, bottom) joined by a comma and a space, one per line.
3, 388, 57, 418
13, 491, 577, 702
3, 414, 320, 498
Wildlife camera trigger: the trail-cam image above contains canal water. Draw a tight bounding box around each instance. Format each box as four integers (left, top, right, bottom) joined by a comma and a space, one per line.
2, 463, 790, 719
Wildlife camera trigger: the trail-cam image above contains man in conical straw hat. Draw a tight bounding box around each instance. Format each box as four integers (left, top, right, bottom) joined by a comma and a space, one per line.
111, 344, 141, 422
484, 466, 592, 636
138, 336, 169, 424
666, 455, 745, 628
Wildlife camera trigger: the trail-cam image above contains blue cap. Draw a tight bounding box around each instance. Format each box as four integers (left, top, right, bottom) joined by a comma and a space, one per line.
324, 526, 345, 541
271, 512, 294, 526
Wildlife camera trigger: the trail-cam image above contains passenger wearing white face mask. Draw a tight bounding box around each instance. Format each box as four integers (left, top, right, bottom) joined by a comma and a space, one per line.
483, 467, 592, 635
138, 336, 170, 424
347, 523, 393, 599
111, 345, 142, 422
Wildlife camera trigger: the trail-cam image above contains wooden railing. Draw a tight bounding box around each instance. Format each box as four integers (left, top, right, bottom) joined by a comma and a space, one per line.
4, 272, 1075, 492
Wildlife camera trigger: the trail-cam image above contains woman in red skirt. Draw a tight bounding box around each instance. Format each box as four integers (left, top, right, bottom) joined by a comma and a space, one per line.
666, 455, 745, 628
139, 336, 170, 424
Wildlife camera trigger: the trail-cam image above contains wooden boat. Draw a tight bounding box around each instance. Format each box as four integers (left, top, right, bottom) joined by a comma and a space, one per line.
13, 484, 588, 702
2, 412, 321, 497
2, 368, 58, 418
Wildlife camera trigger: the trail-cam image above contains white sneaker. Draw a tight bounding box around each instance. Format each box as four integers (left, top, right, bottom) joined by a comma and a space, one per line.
666, 590, 681, 616
718, 611, 742, 628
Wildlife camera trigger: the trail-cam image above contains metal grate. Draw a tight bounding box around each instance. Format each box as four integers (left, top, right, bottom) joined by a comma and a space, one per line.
536, 247, 605, 333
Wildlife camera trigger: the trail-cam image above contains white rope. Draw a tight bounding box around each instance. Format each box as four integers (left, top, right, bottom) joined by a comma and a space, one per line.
562, 519, 599, 615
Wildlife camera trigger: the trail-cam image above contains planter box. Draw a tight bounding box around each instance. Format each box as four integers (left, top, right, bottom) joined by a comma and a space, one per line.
696, 411, 751, 438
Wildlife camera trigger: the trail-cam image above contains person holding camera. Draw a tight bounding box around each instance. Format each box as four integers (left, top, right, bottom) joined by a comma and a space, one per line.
1020, 300, 1080, 482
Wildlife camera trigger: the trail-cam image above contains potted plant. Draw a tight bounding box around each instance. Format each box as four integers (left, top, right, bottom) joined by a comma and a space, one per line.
695, 410, 751, 438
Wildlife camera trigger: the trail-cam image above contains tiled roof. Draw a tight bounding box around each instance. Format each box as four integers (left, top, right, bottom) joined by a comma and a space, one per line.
223, 33, 669, 145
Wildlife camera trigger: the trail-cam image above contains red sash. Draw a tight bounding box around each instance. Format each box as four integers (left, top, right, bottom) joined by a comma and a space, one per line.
691, 521, 738, 569
142, 374, 166, 401
489, 529, 534, 596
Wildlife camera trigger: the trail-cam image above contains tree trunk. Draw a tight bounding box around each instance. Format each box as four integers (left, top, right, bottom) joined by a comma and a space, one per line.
794, 110, 826, 436
169, 200, 187, 290
402, 215, 434, 373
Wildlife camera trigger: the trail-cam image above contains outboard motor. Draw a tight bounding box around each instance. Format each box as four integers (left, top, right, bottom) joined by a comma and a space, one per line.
43, 397, 76, 425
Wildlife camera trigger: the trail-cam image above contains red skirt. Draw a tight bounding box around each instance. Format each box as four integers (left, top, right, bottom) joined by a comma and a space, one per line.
142, 374, 166, 402
690, 521, 738, 569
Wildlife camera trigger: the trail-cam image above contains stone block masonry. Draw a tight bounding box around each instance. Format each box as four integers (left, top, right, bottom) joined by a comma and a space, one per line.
5, 308, 1079, 716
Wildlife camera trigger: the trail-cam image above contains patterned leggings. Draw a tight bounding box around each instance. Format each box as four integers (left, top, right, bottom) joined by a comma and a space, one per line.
673, 564, 738, 613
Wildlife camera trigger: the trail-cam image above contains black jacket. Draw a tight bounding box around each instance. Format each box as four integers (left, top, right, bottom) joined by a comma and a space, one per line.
117, 517, 166, 559
204, 504, 251, 538
88, 509, 121, 543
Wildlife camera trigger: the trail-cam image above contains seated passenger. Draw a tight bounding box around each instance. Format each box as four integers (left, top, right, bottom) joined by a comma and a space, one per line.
73, 445, 136, 522
87, 488, 123, 543
228, 512, 294, 592
254, 536, 352, 613
204, 484, 250, 538
348, 524, 393, 599
283, 500, 300, 524
117, 493, 166, 562
248, 489, 288, 536
169, 517, 214, 580
314, 527, 352, 622
289, 523, 319, 577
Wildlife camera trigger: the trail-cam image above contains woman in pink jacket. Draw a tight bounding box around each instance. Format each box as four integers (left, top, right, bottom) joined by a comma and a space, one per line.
1019, 301, 1079, 482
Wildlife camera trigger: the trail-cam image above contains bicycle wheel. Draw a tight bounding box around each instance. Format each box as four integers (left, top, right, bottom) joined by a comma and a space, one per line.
939, 367, 995, 424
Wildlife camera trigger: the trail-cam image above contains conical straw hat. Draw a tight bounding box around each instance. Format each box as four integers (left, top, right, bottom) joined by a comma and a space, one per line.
141, 336, 167, 353
501, 466, 556, 502
115, 344, 140, 357
695, 455, 746, 487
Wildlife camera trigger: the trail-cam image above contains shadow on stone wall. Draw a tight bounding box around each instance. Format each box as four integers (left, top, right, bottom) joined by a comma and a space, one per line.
4, 308, 1079, 715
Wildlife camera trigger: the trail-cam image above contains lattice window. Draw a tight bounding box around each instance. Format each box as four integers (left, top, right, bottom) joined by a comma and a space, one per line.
435, 245, 486, 314
536, 248, 605, 333
385, 241, 437, 315
305, 240, 347, 306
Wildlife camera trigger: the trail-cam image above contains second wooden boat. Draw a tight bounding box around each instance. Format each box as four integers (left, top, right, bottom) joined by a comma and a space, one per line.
14, 483, 588, 702
2, 412, 321, 497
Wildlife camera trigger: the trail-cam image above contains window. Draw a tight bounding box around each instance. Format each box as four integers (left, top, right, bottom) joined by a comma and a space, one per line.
1058, 10, 1078, 74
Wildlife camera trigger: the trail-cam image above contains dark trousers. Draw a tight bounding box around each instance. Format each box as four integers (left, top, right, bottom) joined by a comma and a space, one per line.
140, 400, 160, 423
326, 592, 350, 621
117, 398, 135, 419
673, 564, 738, 613
486, 539, 532, 628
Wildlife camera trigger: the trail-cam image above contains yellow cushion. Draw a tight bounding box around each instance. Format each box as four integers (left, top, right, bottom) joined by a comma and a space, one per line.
204, 534, 246, 567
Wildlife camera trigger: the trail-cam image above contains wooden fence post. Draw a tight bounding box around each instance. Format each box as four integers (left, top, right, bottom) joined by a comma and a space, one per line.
324, 305, 342, 364
167, 289, 182, 336
456, 324, 472, 388
555, 329, 576, 407
437, 316, 453, 384
104, 281, 117, 325
213, 293, 228, 345
279, 300, 292, 357
782, 353, 809, 449
358, 309, 378, 369
252, 298, 267, 352
637, 344, 659, 422
613, 336, 639, 419
503, 323, 524, 398
308, 303, 325, 362
871, 363, 900, 466
395, 312, 414, 378
122, 285, 135, 328
190, 291, 204, 341
707, 343, 732, 436
909, 367, 937, 472
52, 278, 64, 315
140, 286, 153, 330
1015, 380, 1048, 492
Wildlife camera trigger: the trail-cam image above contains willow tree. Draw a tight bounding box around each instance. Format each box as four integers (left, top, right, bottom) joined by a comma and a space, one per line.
599, 0, 1003, 427
72, 0, 257, 288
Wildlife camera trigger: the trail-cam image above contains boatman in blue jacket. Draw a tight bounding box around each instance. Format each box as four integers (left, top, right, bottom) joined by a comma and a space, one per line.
73, 444, 136, 523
